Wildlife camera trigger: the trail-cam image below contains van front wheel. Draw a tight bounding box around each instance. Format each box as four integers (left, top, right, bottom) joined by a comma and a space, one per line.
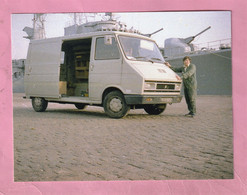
144, 104, 167, 115
32, 97, 48, 112
103, 91, 130, 118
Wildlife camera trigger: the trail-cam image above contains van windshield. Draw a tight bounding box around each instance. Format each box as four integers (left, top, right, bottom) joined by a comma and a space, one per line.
119, 36, 164, 63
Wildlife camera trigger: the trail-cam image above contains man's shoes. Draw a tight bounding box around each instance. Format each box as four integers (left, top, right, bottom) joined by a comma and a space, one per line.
185, 112, 195, 117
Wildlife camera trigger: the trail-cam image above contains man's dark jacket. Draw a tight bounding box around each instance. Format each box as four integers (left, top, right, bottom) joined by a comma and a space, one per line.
171, 63, 197, 114
171, 64, 197, 90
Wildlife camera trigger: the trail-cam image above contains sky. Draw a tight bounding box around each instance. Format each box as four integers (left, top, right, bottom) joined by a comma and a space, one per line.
11, 11, 231, 59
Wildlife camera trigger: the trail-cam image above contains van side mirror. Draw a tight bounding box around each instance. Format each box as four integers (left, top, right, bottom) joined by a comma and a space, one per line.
104, 35, 112, 45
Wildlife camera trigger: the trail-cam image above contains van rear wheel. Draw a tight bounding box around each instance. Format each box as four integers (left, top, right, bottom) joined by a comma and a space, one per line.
144, 104, 167, 115
103, 91, 130, 118
74, 103, 86, 110
32, 97, 48, 112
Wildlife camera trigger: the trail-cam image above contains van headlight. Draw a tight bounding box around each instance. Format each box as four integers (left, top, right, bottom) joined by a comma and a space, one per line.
175, 83, 181, 90
144, 82, 156, 90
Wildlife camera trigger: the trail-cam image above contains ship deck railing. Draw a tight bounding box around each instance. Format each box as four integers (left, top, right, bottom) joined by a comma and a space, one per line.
165, 38, 231, 58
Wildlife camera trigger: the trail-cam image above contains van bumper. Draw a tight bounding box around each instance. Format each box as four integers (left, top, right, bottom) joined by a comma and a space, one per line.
124, 95, 183, 105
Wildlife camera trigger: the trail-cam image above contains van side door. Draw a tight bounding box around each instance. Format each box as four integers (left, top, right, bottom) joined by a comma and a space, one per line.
89, 35, 122, 101
25, 39, 62, 98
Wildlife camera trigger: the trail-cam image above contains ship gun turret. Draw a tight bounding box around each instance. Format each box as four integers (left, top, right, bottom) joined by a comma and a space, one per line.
182, 26, 211, 44
164, 26, 211, 57
142, 28, 164, 37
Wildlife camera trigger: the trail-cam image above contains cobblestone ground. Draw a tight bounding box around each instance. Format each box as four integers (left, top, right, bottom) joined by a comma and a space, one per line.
13, 93, 233, 181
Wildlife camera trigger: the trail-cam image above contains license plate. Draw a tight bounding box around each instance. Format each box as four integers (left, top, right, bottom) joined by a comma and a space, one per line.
160, 98, 173, 103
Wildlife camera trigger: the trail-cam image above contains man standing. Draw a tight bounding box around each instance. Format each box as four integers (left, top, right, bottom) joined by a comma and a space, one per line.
165, 56, 197, 117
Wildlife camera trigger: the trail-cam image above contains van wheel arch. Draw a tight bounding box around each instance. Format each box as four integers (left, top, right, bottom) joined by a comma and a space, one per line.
102, 87, 124, 104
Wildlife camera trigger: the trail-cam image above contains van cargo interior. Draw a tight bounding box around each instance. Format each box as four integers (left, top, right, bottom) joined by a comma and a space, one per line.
59, 38, 92, 97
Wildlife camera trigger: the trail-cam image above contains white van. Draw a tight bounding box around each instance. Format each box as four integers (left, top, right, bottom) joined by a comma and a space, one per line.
24, 31, 182, 118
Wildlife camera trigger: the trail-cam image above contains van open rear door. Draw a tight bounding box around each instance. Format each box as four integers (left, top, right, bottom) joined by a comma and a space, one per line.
25, 39, 62, 98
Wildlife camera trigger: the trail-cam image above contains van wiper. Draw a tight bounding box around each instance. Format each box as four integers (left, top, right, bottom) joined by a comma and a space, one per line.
134, 56, 146, 59
151, 57, 162, 61
134, 56, 154, 63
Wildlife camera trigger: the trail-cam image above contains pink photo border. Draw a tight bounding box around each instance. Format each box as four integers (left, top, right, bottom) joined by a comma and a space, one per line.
1, 0, 247, 194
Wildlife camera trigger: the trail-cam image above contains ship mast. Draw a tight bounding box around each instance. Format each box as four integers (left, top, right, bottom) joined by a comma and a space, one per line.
33, 14, 46, 39
23, 14, 46, 40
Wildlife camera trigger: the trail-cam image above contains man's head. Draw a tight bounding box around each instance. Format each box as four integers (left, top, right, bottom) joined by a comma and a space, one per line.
183, 56, 191, 67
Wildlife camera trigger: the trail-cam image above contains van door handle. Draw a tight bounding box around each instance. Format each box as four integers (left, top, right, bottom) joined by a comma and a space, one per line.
90, 63, 94, 71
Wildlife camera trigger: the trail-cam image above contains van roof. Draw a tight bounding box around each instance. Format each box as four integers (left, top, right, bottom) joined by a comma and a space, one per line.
30, 31, 154, 43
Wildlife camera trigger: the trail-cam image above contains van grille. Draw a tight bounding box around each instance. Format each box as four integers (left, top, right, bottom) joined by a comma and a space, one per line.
144, 80, 181, 93
157, 84, 175, 90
